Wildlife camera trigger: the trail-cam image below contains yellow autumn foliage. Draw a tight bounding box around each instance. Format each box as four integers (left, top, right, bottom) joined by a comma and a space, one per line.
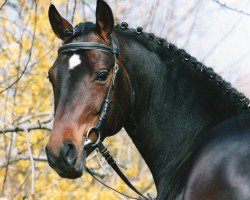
0, 0, 156, 199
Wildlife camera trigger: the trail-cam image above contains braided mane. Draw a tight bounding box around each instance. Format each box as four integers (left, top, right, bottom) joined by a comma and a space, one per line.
115, 22, 250, 112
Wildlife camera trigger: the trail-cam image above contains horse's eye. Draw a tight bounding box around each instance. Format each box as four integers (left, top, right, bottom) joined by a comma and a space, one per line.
96, 70, 109, 82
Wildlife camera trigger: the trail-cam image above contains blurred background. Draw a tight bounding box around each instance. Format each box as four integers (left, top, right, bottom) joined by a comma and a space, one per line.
0, 0, 250, 199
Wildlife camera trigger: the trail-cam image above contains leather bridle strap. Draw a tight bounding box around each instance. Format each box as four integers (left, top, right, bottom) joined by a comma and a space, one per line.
58, 42, 119, 55
83, 36, 149, 200
92, 140, 150, 200
58, 35, 150, 200
85, 167, 141, 199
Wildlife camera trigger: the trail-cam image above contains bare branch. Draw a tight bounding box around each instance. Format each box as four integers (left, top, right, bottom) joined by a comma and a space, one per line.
1, 129, 15, 194
211, 0, 250, 17
0, 155, 47, 168
202, 16, 242, 61
0, 117, 52, 134
71, 0, 77, 24
13, 111, 51, 125
24, 129, 35, 195
0, 1, 38, 94
81, 0, 95, 13
0, 0, 7, 11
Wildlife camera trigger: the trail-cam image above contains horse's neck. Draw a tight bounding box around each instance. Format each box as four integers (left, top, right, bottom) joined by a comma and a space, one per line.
116, 29, 248, 199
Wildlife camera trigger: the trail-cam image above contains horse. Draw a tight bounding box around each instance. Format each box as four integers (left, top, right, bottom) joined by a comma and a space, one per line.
45, 0, 250, 199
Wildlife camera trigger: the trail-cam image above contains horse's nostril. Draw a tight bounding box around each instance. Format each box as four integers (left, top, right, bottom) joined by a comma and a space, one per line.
60, 141, 78, 167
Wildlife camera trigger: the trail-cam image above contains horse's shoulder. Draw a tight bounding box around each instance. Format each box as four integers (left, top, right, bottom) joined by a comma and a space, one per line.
184, 112, 250, 200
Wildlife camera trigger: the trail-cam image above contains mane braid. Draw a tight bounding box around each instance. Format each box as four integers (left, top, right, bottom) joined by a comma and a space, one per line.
115, 23, 250, 112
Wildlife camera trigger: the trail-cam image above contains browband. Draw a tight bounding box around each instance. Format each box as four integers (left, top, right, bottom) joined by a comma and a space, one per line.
58, 42, 119, 55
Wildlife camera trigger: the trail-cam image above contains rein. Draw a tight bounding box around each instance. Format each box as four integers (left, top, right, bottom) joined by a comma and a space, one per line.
58, 35, 153, 200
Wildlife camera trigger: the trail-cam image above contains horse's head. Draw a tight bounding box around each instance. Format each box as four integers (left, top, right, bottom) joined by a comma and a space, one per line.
45, 0, 132, 179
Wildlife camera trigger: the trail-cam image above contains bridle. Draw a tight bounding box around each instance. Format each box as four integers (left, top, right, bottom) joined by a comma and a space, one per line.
58, 35, 154, 200
58, 35, 120, 145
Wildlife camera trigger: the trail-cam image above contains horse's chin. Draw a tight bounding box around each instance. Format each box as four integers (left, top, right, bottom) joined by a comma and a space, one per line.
57, 146, 97, 179
55, 159, 86, 179
51, 148, 87, 179
57, 169, 84, 179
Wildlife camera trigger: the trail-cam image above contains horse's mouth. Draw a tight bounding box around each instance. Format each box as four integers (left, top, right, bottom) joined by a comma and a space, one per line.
46, 141, 97, 179
56, 169, 83, 179
49, 158, 85, 179
47, 147, 87, 179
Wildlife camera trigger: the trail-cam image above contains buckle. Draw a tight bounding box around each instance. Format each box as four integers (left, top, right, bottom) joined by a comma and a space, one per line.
84, 127, 101, 149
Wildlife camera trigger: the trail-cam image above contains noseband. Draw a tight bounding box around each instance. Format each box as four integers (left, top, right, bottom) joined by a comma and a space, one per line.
58, 35, 151, 200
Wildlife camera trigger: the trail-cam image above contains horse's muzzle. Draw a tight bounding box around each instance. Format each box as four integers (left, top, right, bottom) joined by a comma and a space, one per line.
45, 140, 86, 179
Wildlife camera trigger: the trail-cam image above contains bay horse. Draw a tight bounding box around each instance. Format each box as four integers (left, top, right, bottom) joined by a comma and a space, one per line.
45, 0, 250, 199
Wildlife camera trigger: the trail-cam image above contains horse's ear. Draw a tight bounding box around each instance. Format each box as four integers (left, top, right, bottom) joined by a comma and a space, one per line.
48, 4, 73, 40
96, 0, 114, 43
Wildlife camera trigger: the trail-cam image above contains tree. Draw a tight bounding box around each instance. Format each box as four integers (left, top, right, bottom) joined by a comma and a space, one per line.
0, 0, 249, 199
